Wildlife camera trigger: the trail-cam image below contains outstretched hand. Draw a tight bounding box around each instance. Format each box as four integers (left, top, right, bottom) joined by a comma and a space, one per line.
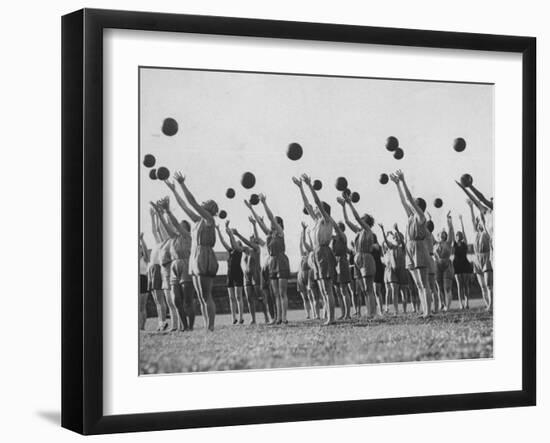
447, 210, 452, 219
244, 199, 252, 209
301, 221, 308, 230
336, 196, 346, 206
173, 171, 185, 184
225, 220, 230, 229
300, 174, 312, 186
248, 216, 256, 225
292, 176, 302, 187
389, 173, 399, 184
466, 199, 473, 208
395, 169, 404, 181
258, 193, 266, 203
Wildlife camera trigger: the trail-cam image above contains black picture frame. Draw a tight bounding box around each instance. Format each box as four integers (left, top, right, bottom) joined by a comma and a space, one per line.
61, 8, 536, 435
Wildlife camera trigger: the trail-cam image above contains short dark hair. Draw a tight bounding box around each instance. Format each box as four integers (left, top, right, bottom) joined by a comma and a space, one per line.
415, 197, 427, 212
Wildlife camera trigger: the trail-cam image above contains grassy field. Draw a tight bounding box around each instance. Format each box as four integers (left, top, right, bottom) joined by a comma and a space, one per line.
139, 299, 492, 375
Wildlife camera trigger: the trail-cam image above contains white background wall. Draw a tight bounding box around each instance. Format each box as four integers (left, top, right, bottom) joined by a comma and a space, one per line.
0, 1, 545, 441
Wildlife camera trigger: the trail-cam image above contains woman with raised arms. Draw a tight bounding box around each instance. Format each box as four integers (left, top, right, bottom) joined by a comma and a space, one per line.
389, 170, 431, 317
296, 222, 315, 319
232, 222, 271, 324
145, 207, 168, 331
452, 213, 472, 309
467, 199, 493, 310
245, 194, 289, 324
293, 174, 339, 325
216, 220, 245, 325
169, 172, 219, 331
336, 193, 377, 319
433, 211, 455, 311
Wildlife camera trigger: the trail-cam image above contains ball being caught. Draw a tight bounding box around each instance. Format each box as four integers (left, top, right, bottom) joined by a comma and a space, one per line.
393, 147, 404, 160
342, 188, 351, 198
287, 142, 303, 161
241, 172, 256, 189
454, 137, 467, 152
149, 169, 157, 180
161, 118, 178, 136
249, 194, 260, 206
218, 210, 227, 219
143, 154, 156, 168
226, 188, 236, 199
351, 192, 360, 203
386, 136, 399, 152
335, 177, 348, 191
460, 173, 473, 187
379, 173, 389, 185
313, 179, 323, 191
434, 198, 443, 208
156, 166, 170, 181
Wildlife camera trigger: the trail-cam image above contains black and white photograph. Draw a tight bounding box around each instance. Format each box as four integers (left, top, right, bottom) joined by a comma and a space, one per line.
138, 67, 494, 375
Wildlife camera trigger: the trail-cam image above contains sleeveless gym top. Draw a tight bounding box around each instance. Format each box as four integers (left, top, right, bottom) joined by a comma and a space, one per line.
244, 247, 260, 272
300, 254, 310, 271
192, 219, 216, 247
355, 229, 374, 253
453, 241, 469, 262
170, 231, 191, 260
312, 218, 333, 247
435, 240, 452, 260
331, 232, 347, 257
474, 231, 491, 254
267, 231, 285, 257
227, 249, 243, 275
407, 214, 427, 241
425, 233, 435, 255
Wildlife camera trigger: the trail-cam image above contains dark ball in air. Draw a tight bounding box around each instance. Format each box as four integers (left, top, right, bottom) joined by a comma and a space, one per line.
313, 179, 322, 191
161, 118, 178, 136
434, 198, 443, 208
351, 192, 360, 203
149, 169, 157, 180
218, 210, 227, 219
143, 154, 156, 168
226, 188, 236, 199
335, 177, 348, 191
460, 173, 473, 187
156, 166, 170, 181
342, 188, 351, 198
241, 172, 256, 189
386, 136, 399, 152
454, 137, 467, 152
379, 173, 389, 185
249, 194, 260, 206
287, 142, 303, 161
393, 147, 404, 160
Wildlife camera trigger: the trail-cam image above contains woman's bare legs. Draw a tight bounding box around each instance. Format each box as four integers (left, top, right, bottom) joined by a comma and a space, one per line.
171, 283, 188, 331
236, 286, 244, 323
279, 278, 289, 322
339, 284, 352, 319
270, 280, 282, 324
151, 289, 167, 330
139, 292, 147, 330
443, 278, 453, 311
318, 279, 335, 325
182, 282, 195, 330
308, 288, 320, 319
374, 282, 384, 315
476, 273, 490, 309
428, 274, 438, 313
227, 287, 238, 323
485, 271, 493, 310
400, 286, 409, 313
244, 285, 258, 324
411, 268, 430, 317
164, 288, 181, 331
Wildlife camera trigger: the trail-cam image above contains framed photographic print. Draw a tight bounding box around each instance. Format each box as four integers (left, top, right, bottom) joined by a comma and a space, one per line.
61, 8, 536, 435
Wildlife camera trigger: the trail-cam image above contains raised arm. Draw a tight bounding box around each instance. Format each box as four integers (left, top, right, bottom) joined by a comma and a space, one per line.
225, 221, 243, 252
139, 233, 150, 263
163, 205, 189, 237
215, 224, 231, 252
174, 171, 214, 222
152, 200, 177, 239
301, 174, 338, 228
245, 200, 269, 235
299, 223, 307, 256
378, 223, 391, 249
466, 199, 477, 235
337, 197, 360, 233
390, 173, 413, 217
455, 180, 487, 214
447, 211, 455, 246
165, 180, 200, 223
292, 176, 317, 220
148, 207, 161, 243
232, 228, 257, 251
344, 196, 372, 232
259, 194, 283, 236
468, 183, 493, 210
306, 231, 314, 252
396, 170, 425, 222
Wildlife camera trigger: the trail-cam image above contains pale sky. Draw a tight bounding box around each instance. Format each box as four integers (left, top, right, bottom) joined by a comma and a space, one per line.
140, 67, 493, 272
